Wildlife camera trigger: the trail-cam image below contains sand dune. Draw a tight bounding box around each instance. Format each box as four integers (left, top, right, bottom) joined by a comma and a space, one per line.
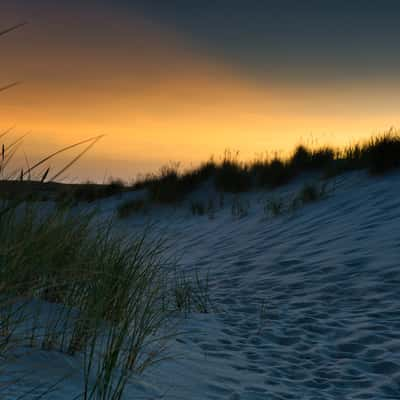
3, 170, 400, 399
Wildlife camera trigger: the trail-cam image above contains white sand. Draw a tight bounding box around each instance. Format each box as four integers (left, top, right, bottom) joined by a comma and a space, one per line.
2, 170, 400, 399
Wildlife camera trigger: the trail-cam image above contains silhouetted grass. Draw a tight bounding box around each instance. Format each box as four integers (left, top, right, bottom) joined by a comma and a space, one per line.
214, 151, 252, 193
231, 196, 250, 218
190, 200, 206, 216
363, 133, 400, 173
263, 181, 332, 218
172, 269, 212, 315
290, 145, 336, 171
295, 182, 328, 205
252, 158, 294, 188
117, 198, 147, 218
65, 179, 126, 203
131, 160, 216, 204
0, 130, 108, 206
264, 197, 285, 217
148, 164, 183, 203
3, 131, 400, 208
128, 130, 400, 205
0, 22, 26, 93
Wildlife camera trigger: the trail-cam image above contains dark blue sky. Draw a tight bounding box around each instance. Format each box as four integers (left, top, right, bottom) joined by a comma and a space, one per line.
8, 0, 400, 84
126, 0, 400, 83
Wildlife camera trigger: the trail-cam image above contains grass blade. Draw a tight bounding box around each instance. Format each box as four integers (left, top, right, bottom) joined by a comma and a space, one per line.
0, 22, 27, 37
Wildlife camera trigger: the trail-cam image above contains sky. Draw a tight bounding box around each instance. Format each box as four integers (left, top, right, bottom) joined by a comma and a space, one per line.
2, 0, 400, 181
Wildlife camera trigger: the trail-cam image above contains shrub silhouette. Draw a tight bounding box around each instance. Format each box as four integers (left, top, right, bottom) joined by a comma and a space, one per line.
255, 159, 294, 188
366, 133, 400, 174
215, 159, 251, 193
290, 145, 335, 170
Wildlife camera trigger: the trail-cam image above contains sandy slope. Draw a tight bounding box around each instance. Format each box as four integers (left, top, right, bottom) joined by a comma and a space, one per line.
3, 171, 400, 399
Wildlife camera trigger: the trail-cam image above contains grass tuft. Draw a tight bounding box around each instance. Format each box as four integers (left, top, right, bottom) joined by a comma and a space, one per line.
117, 198, 148, 218
0, 204, 173, 399
365, 132, 400, 174
171, 269, 212, 315
215, 151, 251, 193
127, 130, 400, 205
264, 197, 285, 217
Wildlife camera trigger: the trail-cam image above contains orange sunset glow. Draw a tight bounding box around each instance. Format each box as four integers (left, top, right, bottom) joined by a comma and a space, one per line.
3, 1, 400, 181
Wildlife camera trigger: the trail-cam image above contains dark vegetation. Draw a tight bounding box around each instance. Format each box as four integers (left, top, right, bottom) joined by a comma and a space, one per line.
126, 130, 400, 205
3, 131, 400, 211
296, 182, 328, 204
117, 198, 147, 218
58, 179, 126, 203
172, 269, 212, 314
0, 179, 127, 203
264, 181, 331, 217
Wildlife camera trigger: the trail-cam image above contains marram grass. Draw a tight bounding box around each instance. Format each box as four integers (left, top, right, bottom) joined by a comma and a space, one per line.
0, 204, 175, 399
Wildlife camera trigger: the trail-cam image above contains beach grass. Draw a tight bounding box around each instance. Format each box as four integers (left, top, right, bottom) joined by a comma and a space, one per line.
0, 204, 174, 399
125, 130, 400, 207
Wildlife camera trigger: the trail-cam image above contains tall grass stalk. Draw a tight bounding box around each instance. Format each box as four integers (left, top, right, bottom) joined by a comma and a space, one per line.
0, 204, 173, 399
172, 269, 212, 315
